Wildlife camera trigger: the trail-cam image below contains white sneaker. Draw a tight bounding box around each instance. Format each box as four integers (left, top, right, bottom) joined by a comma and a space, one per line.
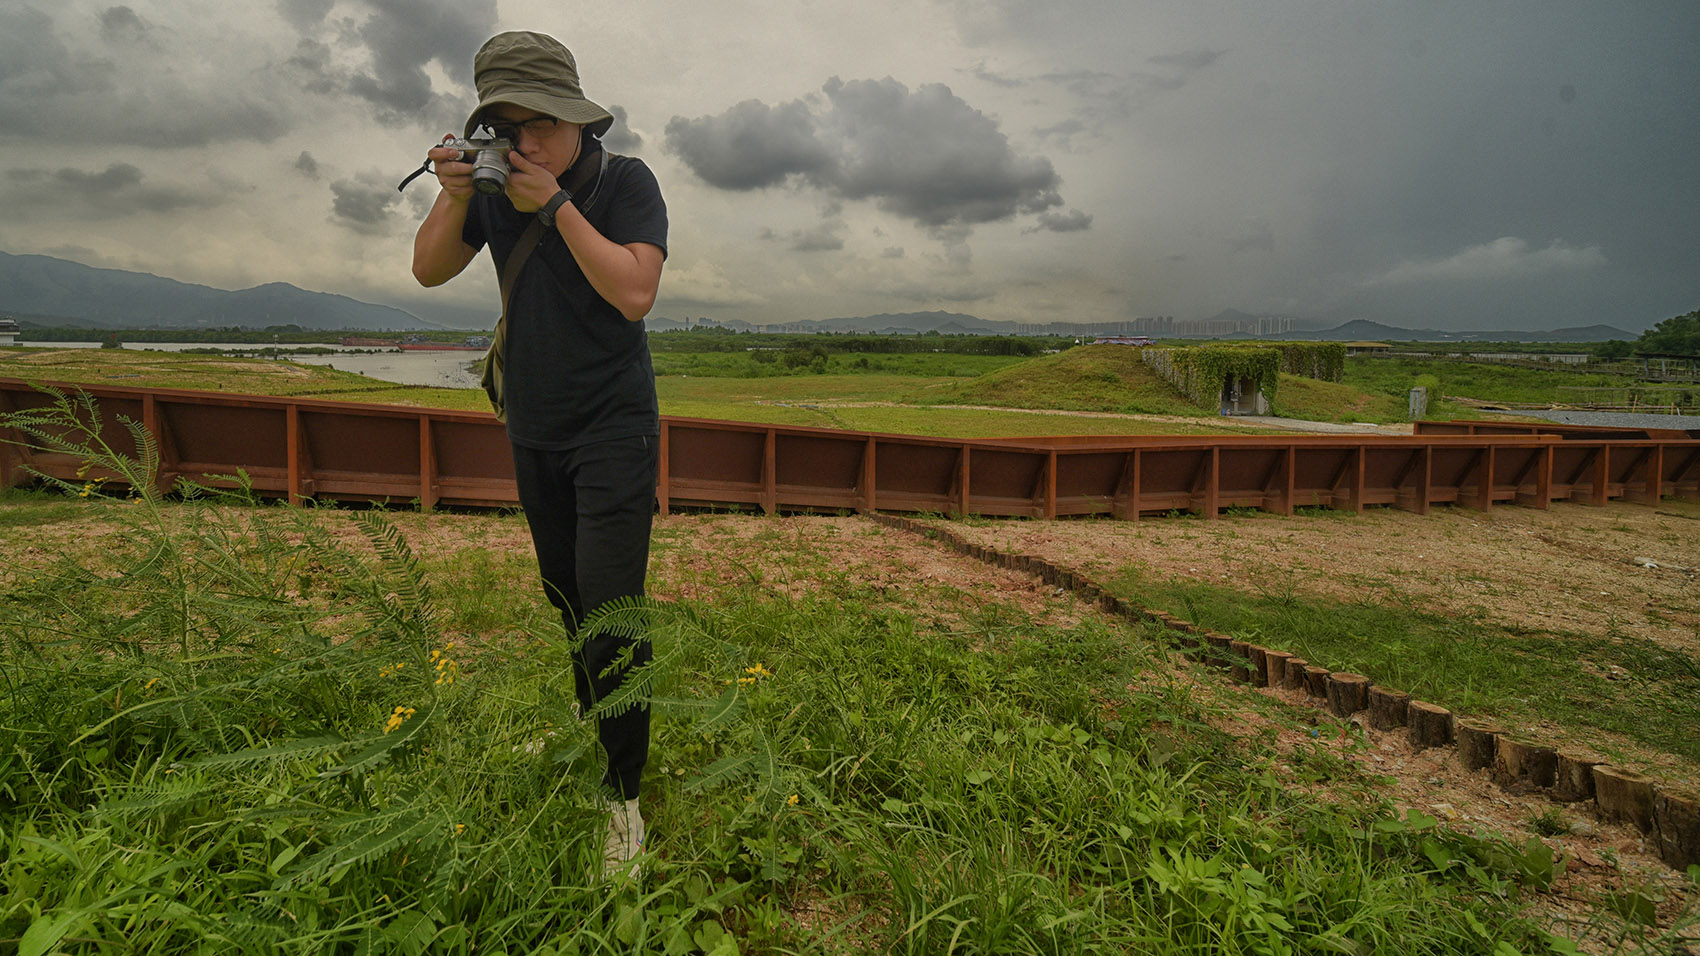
602, 797, 645, 880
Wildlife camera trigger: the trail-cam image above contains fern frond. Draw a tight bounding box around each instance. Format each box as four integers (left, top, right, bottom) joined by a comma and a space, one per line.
93, 779, 216, 819
189, 734, 349, 770
683, 751, 759, 793
352, 510, 435, 637
695, 683, 747, 735
277, 806, 449, 887
318, 705, 433, 778
572, 594, 655, 647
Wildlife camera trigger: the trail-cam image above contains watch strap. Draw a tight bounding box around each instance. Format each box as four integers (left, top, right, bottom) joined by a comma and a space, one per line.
537, 189, 573, 226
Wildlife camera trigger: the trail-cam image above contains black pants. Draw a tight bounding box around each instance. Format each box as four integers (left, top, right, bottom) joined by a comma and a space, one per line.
511, 435, 657, 799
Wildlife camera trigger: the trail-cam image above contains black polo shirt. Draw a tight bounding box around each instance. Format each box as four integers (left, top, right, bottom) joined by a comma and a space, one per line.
462, 154, 668, 450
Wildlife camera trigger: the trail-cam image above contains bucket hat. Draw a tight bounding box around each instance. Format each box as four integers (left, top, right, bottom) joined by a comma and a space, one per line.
465, 31, 614, 139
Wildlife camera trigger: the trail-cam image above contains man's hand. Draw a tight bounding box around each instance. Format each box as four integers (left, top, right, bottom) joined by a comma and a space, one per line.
428, 144, 478, 203
505, 151, 562, 213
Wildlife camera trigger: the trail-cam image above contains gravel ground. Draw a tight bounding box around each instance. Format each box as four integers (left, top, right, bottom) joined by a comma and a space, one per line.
1500, 408, 1700, 432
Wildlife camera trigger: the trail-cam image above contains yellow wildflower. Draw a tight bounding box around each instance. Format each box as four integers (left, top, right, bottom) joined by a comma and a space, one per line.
787, 793, 799, 806
383, 705, 418, 734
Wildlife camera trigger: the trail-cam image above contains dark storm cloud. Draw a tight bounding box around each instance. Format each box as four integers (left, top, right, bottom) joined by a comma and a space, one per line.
2, 162, 216, 216
664, 99, 835, 189
56, 163, 144, 192
1027, 209, 1092, 234
0, 4, 288, 146
821, 77, 1062, 226
601, 104, 643, 153
666, 76, 1066, 231
345, 0, 492, 125
276, 0, 336, 31
278, 0, 492, 130
329, 175, 402, 234
296, 152, 320, 178
0, 6, 100, 97
98, 6, 147, 42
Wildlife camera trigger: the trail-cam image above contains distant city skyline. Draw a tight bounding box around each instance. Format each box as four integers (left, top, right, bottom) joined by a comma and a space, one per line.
0, 1, 1695, 333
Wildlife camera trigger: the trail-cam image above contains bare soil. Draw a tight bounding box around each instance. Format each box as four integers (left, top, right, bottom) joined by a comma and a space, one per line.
946, 499, 1700, 660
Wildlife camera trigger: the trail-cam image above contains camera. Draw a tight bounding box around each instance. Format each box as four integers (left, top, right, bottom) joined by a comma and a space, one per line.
442, 133, 516, 195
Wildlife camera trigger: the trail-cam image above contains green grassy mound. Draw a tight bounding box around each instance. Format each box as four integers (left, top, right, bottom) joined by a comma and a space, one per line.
911, 345, 1208, 415
1268, 373, 1410, 423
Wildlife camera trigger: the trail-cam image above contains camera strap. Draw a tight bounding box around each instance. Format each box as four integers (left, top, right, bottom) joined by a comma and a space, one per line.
560, 132, 607, 212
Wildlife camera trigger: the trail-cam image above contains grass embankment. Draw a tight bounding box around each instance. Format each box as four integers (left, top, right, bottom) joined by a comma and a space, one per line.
915, 345, 1208, 416
1268, 374, 1423, 423
6, 472, 1667, 954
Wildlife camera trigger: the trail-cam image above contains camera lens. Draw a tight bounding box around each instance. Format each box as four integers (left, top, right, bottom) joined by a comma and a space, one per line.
470, 150, 508, 195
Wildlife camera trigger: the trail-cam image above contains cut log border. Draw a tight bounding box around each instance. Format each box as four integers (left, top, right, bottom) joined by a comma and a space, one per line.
866, 511, 1700, 873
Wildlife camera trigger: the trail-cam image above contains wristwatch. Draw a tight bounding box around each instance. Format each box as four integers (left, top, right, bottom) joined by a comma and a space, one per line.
536, 189, 573, 227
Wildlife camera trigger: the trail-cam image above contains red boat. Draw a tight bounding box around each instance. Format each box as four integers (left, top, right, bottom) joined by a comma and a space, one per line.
397, 334, 491, 351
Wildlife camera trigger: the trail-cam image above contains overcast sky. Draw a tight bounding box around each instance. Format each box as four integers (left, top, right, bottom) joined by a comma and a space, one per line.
1, 0, 1695, 332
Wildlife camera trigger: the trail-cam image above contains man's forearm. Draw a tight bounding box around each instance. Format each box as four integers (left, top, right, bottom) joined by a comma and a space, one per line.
413, 191, 477, 287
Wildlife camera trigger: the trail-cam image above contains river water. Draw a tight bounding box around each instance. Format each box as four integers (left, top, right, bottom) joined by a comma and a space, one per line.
28, 341, 483, 389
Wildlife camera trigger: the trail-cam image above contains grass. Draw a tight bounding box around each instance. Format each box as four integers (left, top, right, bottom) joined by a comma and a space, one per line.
1268, 374, 1481, 424
5, 398, 1689, 953
2, 348, 1280, 438
1103, 556, 1700, 772
1345, 358, 1642, 406
915, 345, 1214, 416
651, 350, 1026, 379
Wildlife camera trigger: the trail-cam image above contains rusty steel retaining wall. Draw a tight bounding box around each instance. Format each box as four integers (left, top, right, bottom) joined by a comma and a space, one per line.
5, 378, 1700, 516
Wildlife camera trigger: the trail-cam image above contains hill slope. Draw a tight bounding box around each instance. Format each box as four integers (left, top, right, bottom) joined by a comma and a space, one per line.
0, 251, 433, 331
914, 345, 1208, 415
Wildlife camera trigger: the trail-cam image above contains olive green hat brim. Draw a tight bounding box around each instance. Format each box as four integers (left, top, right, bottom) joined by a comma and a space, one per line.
465, 94, 614, 140
464, 31, 616, 140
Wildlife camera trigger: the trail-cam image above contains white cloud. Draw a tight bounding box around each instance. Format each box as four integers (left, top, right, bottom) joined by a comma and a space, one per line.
1367, 238, 1606, 286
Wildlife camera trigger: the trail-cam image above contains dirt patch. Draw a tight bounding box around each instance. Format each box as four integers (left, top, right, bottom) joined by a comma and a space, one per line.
944, 500, 1700, 660
646, 513, 1081, 631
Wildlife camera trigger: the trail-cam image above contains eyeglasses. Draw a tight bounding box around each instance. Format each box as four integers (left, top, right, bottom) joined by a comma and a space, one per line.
479, 116, 564, 138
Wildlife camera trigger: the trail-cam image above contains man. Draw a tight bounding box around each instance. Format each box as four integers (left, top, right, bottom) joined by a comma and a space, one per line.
411, 30, 666, 878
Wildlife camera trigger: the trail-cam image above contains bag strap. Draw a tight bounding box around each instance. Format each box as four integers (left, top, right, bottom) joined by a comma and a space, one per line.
499, 218, 548, 318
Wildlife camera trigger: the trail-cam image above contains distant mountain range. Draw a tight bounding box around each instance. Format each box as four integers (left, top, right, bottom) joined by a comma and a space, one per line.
0, 251, 435, 331
1, 251, 1642, 342
1254, 318, 1637, 344
650, 310, 1639, 343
